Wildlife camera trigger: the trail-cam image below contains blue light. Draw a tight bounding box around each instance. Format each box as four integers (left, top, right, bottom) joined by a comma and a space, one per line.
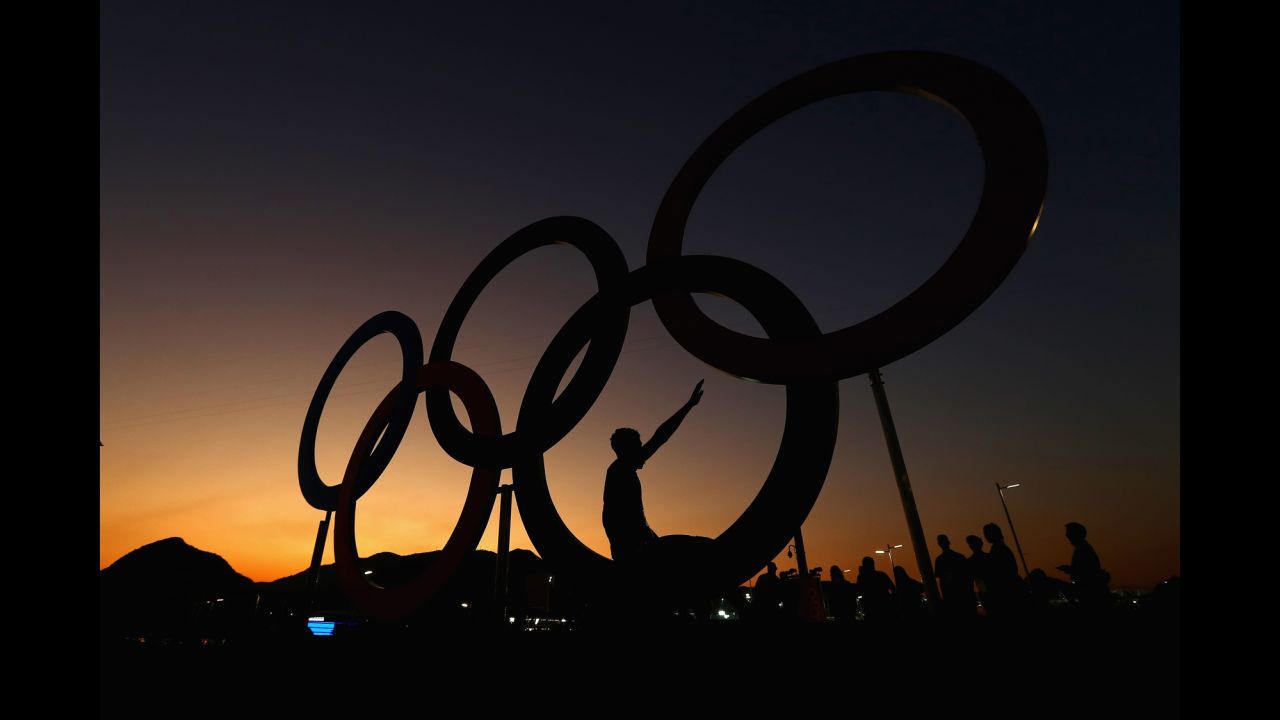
307, 621, 336, 637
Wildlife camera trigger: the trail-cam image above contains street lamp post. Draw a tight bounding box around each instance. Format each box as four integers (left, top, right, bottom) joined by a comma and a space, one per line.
996, 482, 1031, 576
787, 527, 810, 577
874, 544, 904, 572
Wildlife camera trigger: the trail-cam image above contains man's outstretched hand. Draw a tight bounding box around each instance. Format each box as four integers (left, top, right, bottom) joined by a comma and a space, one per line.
688, 379, 705, 407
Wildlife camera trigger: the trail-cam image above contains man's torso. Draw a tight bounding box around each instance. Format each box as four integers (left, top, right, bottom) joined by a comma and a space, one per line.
603, 461, 651, 551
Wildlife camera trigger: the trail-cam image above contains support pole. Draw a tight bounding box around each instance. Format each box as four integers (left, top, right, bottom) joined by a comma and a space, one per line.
868, 369, 941, 608
494, 484, 514, 623
307, 510, 332, 608
793, 527, 810, 577
792, 526, 829, 621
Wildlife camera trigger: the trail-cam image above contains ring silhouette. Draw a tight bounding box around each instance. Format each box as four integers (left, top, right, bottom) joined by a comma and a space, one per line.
300, 51, 1048, 618
649, 51, 1048, 383
298, 310, 423, 511
334, 361, 502, 621
425, 216, 629, 470
512, 255, 839, 595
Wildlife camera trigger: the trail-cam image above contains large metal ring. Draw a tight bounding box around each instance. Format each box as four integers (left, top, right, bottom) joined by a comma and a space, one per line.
512, 255, 839, 597
301, 51, 1049, 614
298, 311, 423, 511
648, 51, 1048, 383
425, 216, 629, 469
333, 361, 502, 621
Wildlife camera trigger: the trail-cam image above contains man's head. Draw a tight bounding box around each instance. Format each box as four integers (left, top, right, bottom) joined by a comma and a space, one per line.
860, 556, 876, 570
830, 565, 844, 581
766, 561, 778, 576
965, 535, 984, 553
938, 534, 951, 550
610, 428, 644, 468
983, 522, 1005, 543
1065, 522, 1087, 545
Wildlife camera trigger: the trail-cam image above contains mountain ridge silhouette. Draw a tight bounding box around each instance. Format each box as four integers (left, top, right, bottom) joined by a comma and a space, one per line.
100, 537, 566, 638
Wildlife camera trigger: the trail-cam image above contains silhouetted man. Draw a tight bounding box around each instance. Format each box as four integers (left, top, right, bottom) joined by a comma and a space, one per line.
826, 565, 855, 622
751, 561, 783, 623
602, 380, 703, 563
935, 534, 976, 618
1026, 568, 1071, 616
965, 534, 990, 612
856, 556, 895, 623
893, 566, 926, 620
982, 522, 1023, 618
756, 561, 780, 591
1057, 522, 1111, 611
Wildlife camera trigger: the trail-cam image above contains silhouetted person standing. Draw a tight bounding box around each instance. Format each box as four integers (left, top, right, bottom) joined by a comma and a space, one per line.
935, 534, 976, 619
893, 566, 926, 621
856, 556, 895, 623
982, 522, 1023, 618
965, 535, 990, 614
1057, 522, 1111, 612
1026, 569, 1070, 617
751, 561, 783, 623
602, 380, 704, 563
826, 565, 855, 623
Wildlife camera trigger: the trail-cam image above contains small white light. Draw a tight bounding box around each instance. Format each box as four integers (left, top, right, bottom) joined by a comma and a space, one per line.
364, 570, 373, 575
461, 603, 469, 608
308, 616, 324, 622
215, 598, 224, 602
508, 617, 515, 623
745, 593, 752, 600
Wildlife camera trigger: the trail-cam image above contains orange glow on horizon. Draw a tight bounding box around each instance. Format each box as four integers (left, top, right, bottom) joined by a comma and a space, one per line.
100, 293, 1179, 588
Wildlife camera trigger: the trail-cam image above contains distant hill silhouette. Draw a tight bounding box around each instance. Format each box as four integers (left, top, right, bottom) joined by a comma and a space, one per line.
255, 547, 574, 630
101, 538, 573, 641
99, 537, 257, 641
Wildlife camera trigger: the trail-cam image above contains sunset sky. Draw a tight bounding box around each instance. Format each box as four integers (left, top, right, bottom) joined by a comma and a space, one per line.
100, 1, 1179, 589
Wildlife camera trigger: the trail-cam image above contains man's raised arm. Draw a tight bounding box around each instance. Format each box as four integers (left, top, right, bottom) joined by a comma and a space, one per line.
641, 380, 704, 462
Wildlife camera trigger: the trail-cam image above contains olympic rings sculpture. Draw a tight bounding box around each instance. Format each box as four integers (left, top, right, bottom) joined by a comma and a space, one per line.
298, 51, 1047, 620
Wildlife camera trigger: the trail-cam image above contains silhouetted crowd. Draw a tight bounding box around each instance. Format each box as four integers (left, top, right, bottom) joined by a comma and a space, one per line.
745, 521, 1137, 624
